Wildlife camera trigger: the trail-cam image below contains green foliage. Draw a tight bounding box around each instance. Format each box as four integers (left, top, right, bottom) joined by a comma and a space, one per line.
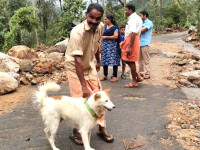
10, 6, 40, 32
2, 6, 40, 52
106, 1, 127, 27
7, 0, 28, 17
3, 25, 21, 52
164, 4, 187, 27
58, 0, 87, 37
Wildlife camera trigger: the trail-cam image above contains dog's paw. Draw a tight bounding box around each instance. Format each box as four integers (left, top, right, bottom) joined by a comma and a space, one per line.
53, 148, 60, 150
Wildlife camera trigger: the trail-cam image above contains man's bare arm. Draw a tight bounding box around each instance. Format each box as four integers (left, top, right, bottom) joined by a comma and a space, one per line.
74, 55, 90, 98
127, 32, 137, 56
141, 27, 148, 34
95, 48, 101, 72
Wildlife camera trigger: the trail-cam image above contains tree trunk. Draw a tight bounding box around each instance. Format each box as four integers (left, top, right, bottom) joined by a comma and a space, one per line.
59, 0, 62, 13
142, 0, 145, 10
124, 0, 126, 18
159, 0, 163, 30
153, 0, 158, 32
90, 0, 93, 3
32, 0, 39, 45
102, 0, 106, 18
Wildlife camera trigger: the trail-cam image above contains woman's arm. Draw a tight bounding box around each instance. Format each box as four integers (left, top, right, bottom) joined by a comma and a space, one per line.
102, 31, 118, 40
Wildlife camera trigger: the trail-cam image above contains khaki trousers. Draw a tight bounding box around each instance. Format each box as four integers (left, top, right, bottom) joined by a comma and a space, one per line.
139, 46, 150, 75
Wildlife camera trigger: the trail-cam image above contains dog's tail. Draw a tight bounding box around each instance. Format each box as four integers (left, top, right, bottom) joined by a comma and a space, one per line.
33, 82, 60, 107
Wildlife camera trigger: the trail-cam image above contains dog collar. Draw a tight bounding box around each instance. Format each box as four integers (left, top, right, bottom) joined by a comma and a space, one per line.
84, 99, 97, 118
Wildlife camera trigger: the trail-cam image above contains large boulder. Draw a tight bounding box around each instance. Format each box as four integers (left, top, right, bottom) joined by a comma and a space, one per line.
0, 72, 18, 95
19, 59, 32, 72
55, 38, 69, 53
46, 52, 64, 62
0, 52, 20, 72
7, 45, 38, 59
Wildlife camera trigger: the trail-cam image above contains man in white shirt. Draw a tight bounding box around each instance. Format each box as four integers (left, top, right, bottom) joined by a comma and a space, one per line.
121, 4, 143, 88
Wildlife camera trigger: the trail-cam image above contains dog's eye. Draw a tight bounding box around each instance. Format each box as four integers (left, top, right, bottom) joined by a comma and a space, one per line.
105, 100, 108, 102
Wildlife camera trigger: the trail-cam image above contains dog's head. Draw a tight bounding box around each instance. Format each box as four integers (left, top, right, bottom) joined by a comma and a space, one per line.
92, 89, 115, 111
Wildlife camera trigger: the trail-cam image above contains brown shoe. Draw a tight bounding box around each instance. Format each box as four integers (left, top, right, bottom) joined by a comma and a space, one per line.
100, 76, 107, 81
110, 77, 118, 82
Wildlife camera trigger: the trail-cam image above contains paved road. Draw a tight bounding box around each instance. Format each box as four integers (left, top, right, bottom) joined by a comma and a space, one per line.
0, 81, 186, 150
1, 32, 196, 150
152, 31, 187, 42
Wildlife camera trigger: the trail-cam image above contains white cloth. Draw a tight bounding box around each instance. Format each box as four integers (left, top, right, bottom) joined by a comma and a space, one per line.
125, 12, 143, 38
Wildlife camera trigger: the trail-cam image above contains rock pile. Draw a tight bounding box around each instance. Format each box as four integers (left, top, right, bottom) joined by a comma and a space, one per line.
182, 27, 200, 50
167, 100, 200, 150
0, 39, 69, 95
170, 51, 200, 88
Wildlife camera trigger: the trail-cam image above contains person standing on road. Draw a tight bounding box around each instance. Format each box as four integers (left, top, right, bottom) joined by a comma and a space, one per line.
139, 11, 153, 79
121, 4, 143, 88
119, 25, 127, 79
65, 3, 114, 146
100, 14, 120, 82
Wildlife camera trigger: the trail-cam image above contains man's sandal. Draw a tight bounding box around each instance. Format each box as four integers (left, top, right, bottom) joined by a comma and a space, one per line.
143, 75, 150, 79
124, 83, 139, 88
100, 76, 107, 81
69, 135, 83, 145
110, 77, 118, 82
97, 131, 114, 143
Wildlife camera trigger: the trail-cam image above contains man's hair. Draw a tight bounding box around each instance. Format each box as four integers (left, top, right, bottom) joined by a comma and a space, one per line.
86, 3, 104, 15
125, 4, 135, 12
120, 25, 125, 29
140, 10, 149, 18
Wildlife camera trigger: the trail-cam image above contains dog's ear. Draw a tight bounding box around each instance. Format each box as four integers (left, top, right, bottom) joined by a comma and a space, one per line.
103, 89, 110, 95
94, 93, 101, 101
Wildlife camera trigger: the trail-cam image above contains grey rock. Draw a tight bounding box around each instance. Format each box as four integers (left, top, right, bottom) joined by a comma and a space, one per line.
181, 124, 190, 129
196, 133, 200, 138
19, 59, 32, 72
176, 59, 187, 66
187, 103, 197, 109
0, 52, 20, 72
189, 125, 195, 129
0, 72, 18, 95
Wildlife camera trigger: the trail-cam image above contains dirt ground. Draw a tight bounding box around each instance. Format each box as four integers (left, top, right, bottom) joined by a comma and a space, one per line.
167, 101, 200, 150
142, 41, 184, 88
0, 85, 36, 115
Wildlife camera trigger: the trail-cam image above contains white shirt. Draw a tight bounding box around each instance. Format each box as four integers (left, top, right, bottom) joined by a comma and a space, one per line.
125, 12, 143, 38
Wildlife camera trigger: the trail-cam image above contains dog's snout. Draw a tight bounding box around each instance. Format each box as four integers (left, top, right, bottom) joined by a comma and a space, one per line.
113, 106, 115, 109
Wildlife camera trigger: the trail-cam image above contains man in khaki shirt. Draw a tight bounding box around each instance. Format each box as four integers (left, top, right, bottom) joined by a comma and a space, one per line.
65, 3, 114, 145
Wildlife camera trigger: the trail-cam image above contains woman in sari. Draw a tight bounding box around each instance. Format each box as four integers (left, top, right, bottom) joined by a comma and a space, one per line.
100, 14, 120, 82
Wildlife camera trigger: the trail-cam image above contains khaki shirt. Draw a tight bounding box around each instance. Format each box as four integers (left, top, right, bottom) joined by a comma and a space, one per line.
65, 20, 104, 80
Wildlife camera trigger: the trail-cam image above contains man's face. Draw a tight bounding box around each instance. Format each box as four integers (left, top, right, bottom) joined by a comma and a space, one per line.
85, 9, 103, 31
120, 28, 125, 36
140, 13, 146, 21
125, 8, 132, 17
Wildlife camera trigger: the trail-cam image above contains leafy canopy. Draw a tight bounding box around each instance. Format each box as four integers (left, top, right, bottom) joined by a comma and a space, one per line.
10, 6, 40, 32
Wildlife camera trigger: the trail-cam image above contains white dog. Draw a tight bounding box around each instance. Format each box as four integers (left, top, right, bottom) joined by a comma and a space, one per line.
33, 82, 115, 150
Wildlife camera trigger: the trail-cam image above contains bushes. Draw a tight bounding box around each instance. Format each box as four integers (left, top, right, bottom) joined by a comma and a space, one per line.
164, 4, 187, 27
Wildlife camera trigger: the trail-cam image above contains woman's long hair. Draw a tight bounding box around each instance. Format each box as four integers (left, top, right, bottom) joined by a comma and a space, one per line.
106, 14, 117, 26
